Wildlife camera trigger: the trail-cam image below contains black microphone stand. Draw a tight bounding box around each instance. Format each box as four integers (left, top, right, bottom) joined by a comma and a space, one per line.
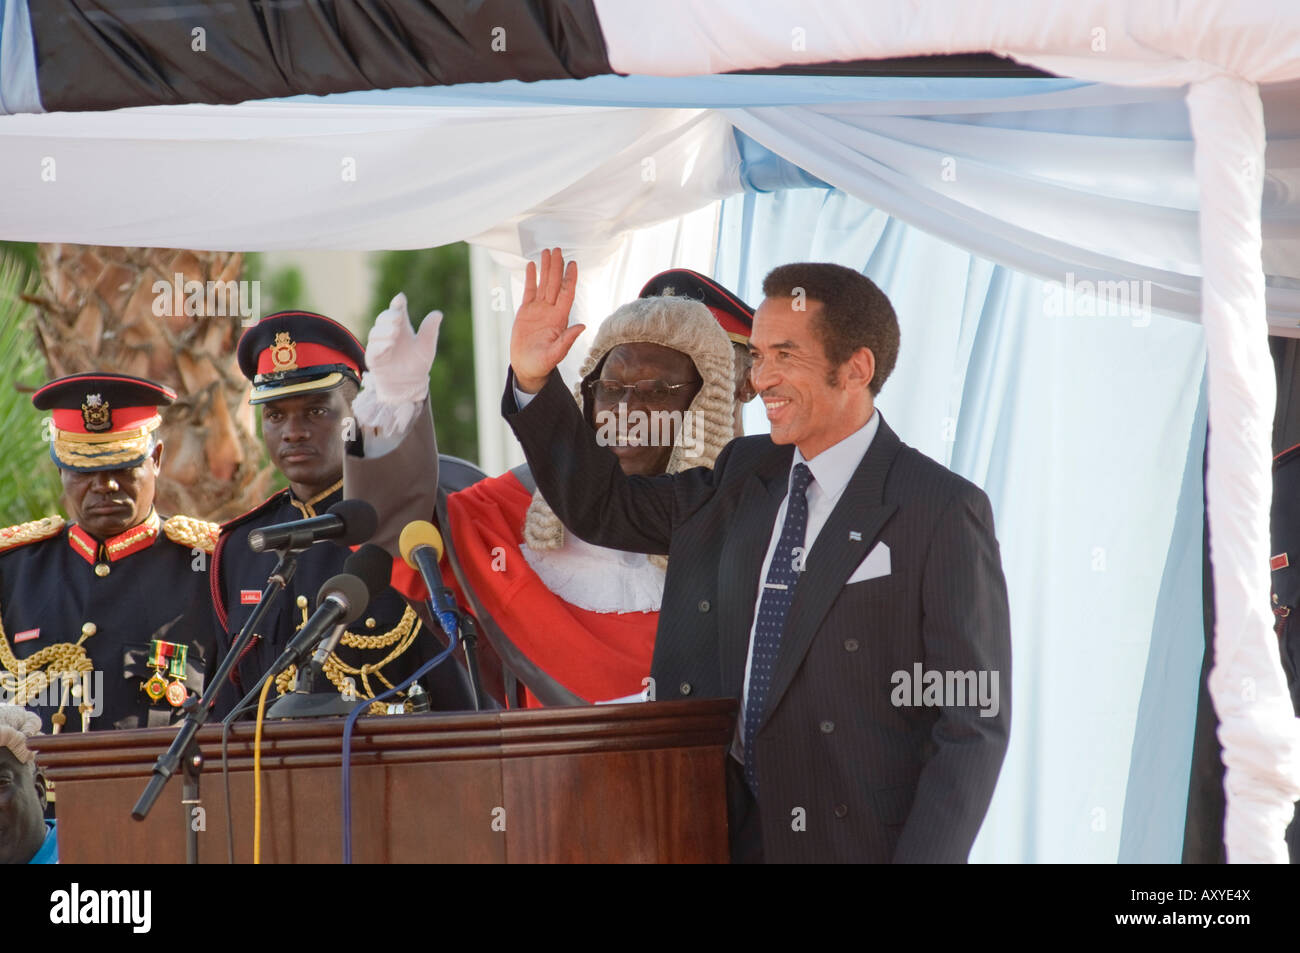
226, 605, 357, 721
131, 545, 302, 863
264, 623, 358, 719
459, 612, 485, 712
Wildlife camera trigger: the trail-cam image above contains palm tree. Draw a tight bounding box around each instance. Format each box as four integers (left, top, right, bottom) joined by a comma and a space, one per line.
25, 245, 272, 522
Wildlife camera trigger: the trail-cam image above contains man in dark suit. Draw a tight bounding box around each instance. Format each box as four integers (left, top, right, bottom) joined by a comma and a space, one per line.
505, 249, 1011, 863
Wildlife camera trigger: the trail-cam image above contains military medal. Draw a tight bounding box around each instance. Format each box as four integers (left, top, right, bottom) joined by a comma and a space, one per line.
165, 641, 189, 706
165, 678, 188, 707
143, 638, 170, 701
143, 639, 189, 706
143, 670, 168, 702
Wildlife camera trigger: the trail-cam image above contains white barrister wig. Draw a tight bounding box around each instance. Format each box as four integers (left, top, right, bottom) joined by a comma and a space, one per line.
0, 705, 42, 766
522, 295, 736, 565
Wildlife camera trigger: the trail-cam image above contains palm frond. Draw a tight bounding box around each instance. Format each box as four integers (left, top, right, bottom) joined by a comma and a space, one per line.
0, 254, 63, 524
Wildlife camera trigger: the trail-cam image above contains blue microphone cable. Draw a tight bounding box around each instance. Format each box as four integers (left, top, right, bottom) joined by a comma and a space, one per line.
340, 615, 460, 864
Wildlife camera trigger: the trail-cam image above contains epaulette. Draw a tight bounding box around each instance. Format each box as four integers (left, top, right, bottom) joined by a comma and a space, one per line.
163, 514, 221, 553
0, 515, 66, 555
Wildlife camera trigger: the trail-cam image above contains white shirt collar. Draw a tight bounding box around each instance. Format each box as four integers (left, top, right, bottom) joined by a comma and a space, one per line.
792, 409, 880, 497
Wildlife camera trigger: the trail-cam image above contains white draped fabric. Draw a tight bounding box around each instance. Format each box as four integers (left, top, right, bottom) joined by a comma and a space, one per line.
594, 0, 1300, 86
1188, 76, 1298, 861
0, 103, 740, 252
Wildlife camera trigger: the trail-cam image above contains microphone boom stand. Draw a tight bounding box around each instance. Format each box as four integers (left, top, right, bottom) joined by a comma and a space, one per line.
459, 612, 484, 712
131, 545, 303, 863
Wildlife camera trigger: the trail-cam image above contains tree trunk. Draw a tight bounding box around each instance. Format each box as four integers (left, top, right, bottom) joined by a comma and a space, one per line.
28, 244, 272, 521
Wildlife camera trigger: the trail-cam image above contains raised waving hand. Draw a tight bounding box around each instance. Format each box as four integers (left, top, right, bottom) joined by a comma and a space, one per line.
509, 247, 584, 394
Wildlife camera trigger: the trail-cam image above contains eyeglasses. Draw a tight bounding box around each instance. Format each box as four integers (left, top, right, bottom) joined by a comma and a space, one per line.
587, 379, 698, 404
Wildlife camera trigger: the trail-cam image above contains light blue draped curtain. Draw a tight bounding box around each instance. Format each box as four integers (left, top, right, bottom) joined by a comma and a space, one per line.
0, 0, 39, 114
715, 188, 1207, 862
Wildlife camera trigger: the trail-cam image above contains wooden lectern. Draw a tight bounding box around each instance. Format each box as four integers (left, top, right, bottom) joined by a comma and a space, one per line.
30, 699, 736, 864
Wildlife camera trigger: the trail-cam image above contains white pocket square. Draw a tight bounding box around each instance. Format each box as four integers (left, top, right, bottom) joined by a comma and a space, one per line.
847, 541, 891, 584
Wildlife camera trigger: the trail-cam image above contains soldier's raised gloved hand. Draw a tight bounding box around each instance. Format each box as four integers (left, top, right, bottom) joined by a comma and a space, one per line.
352, 292, 442, 437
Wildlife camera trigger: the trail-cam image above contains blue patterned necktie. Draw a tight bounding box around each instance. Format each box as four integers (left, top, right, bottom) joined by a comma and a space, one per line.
744, 462, 813, 796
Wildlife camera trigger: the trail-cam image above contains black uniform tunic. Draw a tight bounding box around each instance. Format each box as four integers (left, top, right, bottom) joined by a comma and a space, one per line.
211, 484, 472, 715
0, 513, 214, 732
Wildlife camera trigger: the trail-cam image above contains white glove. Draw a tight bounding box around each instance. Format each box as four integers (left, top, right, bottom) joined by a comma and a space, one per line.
352, 292, 442, 437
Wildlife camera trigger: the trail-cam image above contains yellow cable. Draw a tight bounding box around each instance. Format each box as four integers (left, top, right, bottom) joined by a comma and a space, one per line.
253, 676, 274, 865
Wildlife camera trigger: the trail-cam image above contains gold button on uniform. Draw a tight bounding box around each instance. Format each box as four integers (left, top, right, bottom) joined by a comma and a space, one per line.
81, 622, 96, 637
296, 595, 309, 609
365, 617, 377, 629
94, 563, 110, 577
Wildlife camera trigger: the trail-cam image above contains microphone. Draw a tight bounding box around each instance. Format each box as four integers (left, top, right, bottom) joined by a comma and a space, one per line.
247, 498, 378, 553
308, 544, 393, 668
399, 520, 484, 711
399, 521, 458, 638
263, 548, 391, 719
264, 572, 372, 684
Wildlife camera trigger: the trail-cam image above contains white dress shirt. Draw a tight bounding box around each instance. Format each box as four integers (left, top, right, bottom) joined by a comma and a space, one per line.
732, 409, 880, 760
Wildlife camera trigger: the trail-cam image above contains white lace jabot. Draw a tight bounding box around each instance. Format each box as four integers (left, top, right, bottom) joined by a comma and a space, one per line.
521, 533, 665, 613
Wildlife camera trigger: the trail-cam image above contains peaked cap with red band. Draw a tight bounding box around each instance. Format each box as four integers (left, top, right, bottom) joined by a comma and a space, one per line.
639, 269, 754, 345
32, 373, 175, 472
236, 310, 366, 405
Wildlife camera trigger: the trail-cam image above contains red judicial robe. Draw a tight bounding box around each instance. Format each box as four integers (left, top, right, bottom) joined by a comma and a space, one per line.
443, 471, 658, 706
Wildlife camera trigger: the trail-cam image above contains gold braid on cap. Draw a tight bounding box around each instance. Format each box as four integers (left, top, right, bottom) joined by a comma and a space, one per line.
522, 295, 736, 570
163, 515, 220, 553
51, 416, 161, 469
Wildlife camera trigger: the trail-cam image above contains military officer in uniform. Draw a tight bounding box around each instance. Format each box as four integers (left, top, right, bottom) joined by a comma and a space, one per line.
211, 311, 473, 715
0, 373, 218, 733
